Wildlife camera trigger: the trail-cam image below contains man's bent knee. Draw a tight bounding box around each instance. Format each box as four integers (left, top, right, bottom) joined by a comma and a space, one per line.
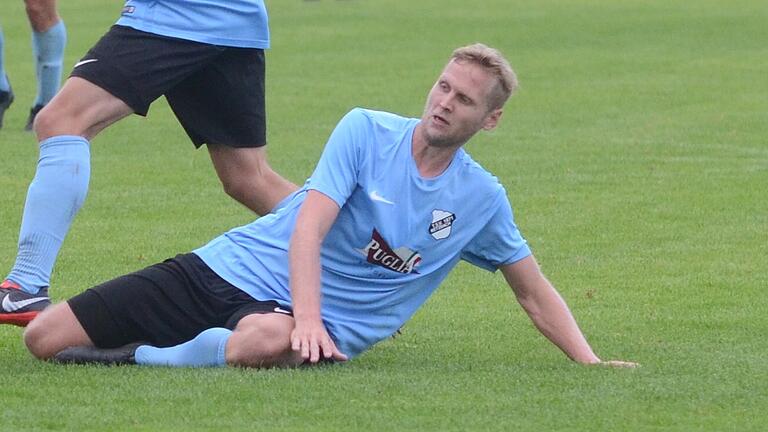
225, 314, 301, 368
24, 303, 92, 360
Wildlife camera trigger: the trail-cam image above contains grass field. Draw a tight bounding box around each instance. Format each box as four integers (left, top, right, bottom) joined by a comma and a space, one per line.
1, 0, 767, 430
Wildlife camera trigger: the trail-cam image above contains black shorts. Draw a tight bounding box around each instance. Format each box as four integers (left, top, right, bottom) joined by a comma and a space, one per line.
67, 253, 292, 349
70, 25, 267, 147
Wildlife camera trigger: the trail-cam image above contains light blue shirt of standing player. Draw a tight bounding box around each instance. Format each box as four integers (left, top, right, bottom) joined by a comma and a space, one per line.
194, 108, 531, 359
116, 0, 269, 48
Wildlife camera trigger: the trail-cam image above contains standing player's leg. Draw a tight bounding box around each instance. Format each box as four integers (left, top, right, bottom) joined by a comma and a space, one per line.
0, 77, 132, 326
24, 0, 66, 130
4, 27, 285, 326
166, 47, 298, 215
208, 146, 299, 215
2, 25, 181, 326
0, 26, 13, 129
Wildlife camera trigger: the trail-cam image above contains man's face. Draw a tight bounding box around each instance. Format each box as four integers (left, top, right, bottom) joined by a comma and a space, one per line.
419, 60, 502, 149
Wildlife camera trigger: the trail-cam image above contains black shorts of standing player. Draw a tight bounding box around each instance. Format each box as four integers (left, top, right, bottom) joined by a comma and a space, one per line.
67, 253, 292, 349
70, 25, 266, 148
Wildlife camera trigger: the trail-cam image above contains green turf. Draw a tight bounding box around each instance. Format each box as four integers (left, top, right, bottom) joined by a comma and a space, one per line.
1, 0, 767, 430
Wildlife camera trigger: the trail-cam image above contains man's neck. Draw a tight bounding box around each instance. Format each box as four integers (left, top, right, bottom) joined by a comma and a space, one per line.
411, 125, 461, 178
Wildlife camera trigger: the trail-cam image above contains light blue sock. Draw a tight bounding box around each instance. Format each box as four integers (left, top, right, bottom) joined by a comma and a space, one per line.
6, 136, 90, 294
0, 27, 9, 92
32, 20, 66, 107
135, 328, 232, 367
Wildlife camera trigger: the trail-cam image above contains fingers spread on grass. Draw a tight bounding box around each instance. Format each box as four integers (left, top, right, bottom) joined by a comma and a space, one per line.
321, 338, 348, 362
291, 322, 347, 364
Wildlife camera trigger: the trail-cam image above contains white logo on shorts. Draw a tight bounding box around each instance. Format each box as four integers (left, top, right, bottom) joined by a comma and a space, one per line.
273, 307, 292, 315
73, 59, 99, 69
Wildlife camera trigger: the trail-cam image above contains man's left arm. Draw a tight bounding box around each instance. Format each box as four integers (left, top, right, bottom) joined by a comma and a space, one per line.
500, 256, 638, 368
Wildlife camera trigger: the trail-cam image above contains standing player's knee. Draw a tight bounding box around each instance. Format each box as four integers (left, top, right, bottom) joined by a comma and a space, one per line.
220, 162, 269, 200
209, 146, 288, 214
24, 0, 58, 32
32, 104, 63, 139
219, 175, 249, 203
32, 103, 88, 141
24, 0, 44, 20
220, 175, 264, 210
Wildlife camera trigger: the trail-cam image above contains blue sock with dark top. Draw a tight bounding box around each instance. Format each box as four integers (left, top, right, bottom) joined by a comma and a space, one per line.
0, 28, 10, 92
32, 20, 66, 107
134, 328, 232, 367
6, 136, 90, 294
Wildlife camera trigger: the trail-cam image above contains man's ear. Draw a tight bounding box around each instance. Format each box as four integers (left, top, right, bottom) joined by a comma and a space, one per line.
482, 109, 503, 130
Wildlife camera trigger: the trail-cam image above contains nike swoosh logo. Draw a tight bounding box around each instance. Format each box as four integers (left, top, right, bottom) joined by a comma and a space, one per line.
73, 58, 99, 68
2, 295, 49, 312
273, 307, 292, 315
369, 190, 395, 205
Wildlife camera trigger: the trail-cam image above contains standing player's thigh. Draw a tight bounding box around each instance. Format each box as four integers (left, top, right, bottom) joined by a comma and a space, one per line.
35, 77, 134, 140
165, 48, 266, 147
70, 26, 204, 115
37, 26, 221, 139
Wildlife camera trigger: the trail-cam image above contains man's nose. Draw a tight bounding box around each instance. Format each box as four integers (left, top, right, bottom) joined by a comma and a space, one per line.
438, 94, 454, 111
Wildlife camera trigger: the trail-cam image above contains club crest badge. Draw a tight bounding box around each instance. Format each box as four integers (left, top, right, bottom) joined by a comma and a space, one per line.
429, 210, 455, 240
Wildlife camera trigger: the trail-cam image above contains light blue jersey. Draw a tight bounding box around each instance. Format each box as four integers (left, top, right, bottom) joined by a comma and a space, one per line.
195, 108, 531, 358
117, 0, 269, 48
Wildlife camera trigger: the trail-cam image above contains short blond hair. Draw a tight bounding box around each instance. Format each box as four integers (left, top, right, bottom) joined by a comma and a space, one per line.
451, 43, 518, 110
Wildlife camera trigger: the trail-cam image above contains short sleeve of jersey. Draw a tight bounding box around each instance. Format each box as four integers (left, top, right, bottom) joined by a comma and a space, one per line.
461, 189, 531, 271
307, 108, 368, 207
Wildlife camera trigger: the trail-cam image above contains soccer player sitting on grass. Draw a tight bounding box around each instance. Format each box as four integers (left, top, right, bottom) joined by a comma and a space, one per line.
24, 43, 638, 369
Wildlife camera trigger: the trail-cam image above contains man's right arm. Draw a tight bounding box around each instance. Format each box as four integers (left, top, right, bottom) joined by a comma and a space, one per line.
288, 190, 348, 363
288, 109, 368, 363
